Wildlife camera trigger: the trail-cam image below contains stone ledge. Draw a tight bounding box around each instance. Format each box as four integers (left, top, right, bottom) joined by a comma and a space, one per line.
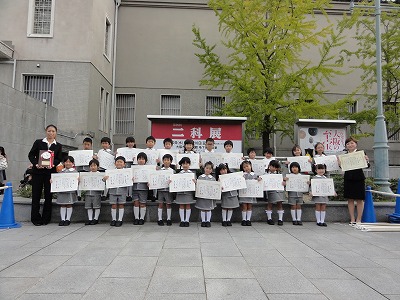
3, 197, 395, 224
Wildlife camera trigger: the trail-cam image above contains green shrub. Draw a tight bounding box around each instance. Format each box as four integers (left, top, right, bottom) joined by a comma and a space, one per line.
16, 185, 57, 199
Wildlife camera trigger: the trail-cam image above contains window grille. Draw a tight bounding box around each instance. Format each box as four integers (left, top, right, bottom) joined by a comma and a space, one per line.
161, 95, 180, 115
23, 74, 54, 105
115, 94, 135, 134
104, 18, 111, 57
206, 96, 225, 116
33, 0, 52, 34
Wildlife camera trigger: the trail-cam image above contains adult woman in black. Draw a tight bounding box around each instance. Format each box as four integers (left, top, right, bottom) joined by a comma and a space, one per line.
28, 125, 63, 226
0, 146, 7, 194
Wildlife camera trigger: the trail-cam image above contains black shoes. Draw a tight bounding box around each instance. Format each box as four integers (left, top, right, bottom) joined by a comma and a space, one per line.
185, 222, 189, 227
241, 220, 246, 226
277, 220, 283, 226
110, 220, 116, 226
133, 219, 139, 225
246, 220, 252, 226
158, 220, 164, 226
59, 220, 65, 226
267, 219, 275, 225
90, 219, 98, 225
293, 221, 298, 225
85, 220, 91, 225
226, 221, 232, 227
180, 222, 185, 227
166, 220, 172, 226
222, 221, 228, 227
138, 219, 144, 225
297, 221, 303, 226
201, 222, 206, 227
115, 221, 123, 227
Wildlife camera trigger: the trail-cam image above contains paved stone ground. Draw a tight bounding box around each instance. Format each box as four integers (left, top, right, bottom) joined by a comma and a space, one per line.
1, 221, 400, 300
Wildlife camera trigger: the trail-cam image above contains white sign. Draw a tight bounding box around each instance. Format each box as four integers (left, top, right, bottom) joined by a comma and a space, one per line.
131, 165, 157, 183
176, 153, 200, 169
143, 149, 159, 165
239, 180, 264, 198
263, 157, 276, 170
97, 150, 115, 170
78, 172, 105, 191
250, 159, 267, 176
298, 127, 346, 155
311, 178, 335, 196
201, 153, 223, 168
195, 180, 222, 200
314, 155, 340, 172
219, 171, 247, 192
260, 174, 284, 191
169, 173, 196, 192
105, 168, 132, 189
338, 150, 368, 172
285, 174, 310, 192
68, 150, 93, 167
222, 153, 244, 169
51, 173, 79, 192
287, 156, 312, 173
148, 169, 174, 190
116, 147, 141, 163
158, 149, 179, 164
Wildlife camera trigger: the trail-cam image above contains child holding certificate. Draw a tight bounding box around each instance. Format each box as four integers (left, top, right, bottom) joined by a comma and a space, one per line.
133, 152, 149, 225
157, 154, 175, 226
196, 161, 216, 228
216, 163, 239, 226
285, 162, 305, 226
239, 160, 260, 226
55, 156, 78, 226
265, 160, 286, 226
312, 164, 335, 227
103, 156, 129, 227
175, 157, 196, 227
84, 159, 102, 225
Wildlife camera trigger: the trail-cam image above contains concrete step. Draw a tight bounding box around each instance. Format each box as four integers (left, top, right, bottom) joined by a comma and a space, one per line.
4, 197, 395, 224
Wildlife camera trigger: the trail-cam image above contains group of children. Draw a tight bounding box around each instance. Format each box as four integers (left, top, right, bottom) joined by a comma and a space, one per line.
54, 136, 335, 228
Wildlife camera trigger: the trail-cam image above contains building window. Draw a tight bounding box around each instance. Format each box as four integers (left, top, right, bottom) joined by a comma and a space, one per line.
27, 0, 55, 37
115, 94, 135, 134
348, 101, 357, 114
104, 17, 112, 59
23, 74, 54, 105
161, 95, 181, 115
99, 88, 110, 133
206, 96, 225, 116
384, 102, 400, 141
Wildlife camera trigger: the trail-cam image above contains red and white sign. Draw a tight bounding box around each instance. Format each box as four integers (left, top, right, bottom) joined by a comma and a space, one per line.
149, 117, 246, 153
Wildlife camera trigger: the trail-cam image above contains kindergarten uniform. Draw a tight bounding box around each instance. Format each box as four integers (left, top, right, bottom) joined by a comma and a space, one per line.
266, 171, 285, 203
56, 168, 78, 205
85, 189, 102, 209
175, 170, 195, 204
221, 190, 240, 209
195, 174, 216, 210
239, 172, 258, 204
312, 175, 330, 204
133, 182, 148, 204
157, 167, 175, 204
109, 186, 128, 204
287, 173, 304, 205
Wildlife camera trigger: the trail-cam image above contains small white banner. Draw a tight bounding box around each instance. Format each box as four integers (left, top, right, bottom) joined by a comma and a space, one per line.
169, 173, 196, 192
105, 168, 132, 189
176, 153, 200, 169
285, 174, 310, 192
222, 153, 243, 169
51, 173, 79, 192
195, 180, 222, 200
314, 155, 340, 172
116, 147, 142, 163
78, 172, 105, 191
219, 171, 247, 192
311, 178, 335, 196
131, 165, 157, 183
260, 174, 284, 191
97, 150, 115, 170
338, 150, 368, 172
239, 179, 264, 198
287, 156, 312, 173
68, 150, 93, 167
250, 159, 267, 176
148, 169, 174, 190
200, 153, 223, 168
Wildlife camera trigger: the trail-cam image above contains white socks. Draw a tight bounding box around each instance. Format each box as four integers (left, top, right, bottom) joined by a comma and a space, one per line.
118, 208, 124, 221
296, 209, 302, 221
185, 209, 191, 222
87, 209, 93, 221
158, 208, 163, 221
246, 210, 252, 221
139, 207, 146, 220
167, 208, 171, 220
242, 211, 246, 221
278, 210, 284, 221
315, 211, 321, 223
94, 209, 100, 220
133, 206, 140, 219
111, 208, 117, 221
291, 209, 296, 221
320, 211, 326, 223
266, 210, 272, 220
227, 210, 233, 221
201, 211, 206, 222
60, 207, 66, 221
66, 207, 73, 221
179, 208, 185, 221
222, 209, 227, 222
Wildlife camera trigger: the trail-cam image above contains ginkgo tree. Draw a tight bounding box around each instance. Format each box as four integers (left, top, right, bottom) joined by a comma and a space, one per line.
193, 0, 351, 149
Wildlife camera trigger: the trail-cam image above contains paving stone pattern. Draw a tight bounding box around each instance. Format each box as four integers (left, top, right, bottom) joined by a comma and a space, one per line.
1, 222, 400, 299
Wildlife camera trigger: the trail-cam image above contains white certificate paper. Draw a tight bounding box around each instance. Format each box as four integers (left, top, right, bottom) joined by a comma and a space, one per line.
239, 180, 264, 198
287, 156, 312, 173
219, 171, 247, 192
97, 150, 115, 170
158, 149, 179, 164
143, 149, 159, 165
176, 153, 200, 169
195, 180, 222, 200
201, 153, 223, 168
131, 165, 157, 183
51, 173, 79, 192
250, 159, 267, 176
311, 178, 335, 196
68, 150, 93, 167
105, 168, 132, 189
169, 173, 196, 192
78, 172, 105, 191
285, 174, 310, 192
222, 153, 243, 169
260, 174, 284, 191
314, 155, 340, 172
148, 169, 174, 190
338, 151, 368, 172
116, 147, 142, 163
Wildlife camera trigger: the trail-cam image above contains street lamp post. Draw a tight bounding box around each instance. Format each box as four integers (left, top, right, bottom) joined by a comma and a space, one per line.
350, 0, 399, 193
